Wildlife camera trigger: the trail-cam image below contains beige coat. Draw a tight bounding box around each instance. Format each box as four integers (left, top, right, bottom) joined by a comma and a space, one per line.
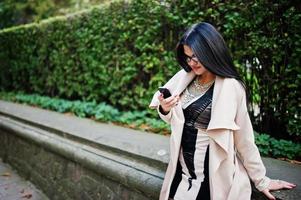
149, 70, 270, 200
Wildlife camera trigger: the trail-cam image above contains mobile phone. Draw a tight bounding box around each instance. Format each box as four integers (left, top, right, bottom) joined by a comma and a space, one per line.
158, 87, 172, 99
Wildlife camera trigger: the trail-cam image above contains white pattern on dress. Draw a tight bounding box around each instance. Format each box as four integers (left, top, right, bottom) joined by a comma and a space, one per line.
172, 82, 212, 200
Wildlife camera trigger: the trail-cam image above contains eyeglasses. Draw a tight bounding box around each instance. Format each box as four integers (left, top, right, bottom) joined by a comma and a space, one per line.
185, 54, 199, 65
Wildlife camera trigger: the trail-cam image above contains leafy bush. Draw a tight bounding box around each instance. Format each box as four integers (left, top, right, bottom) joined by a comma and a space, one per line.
0, 0, 111, 29
255, 132, 301, 160
94, 103, 120, 121
0, 0, 173, 113
254, 132, 271, 156
71, 101, 97, 118
0, 0, 299, 141
270, 138, 301, 160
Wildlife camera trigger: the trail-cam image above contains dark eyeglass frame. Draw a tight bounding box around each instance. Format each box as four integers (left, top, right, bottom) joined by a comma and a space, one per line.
185, 54, 199, 65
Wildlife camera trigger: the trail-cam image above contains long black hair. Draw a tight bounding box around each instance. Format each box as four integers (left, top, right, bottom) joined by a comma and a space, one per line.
176, 22, 246, 89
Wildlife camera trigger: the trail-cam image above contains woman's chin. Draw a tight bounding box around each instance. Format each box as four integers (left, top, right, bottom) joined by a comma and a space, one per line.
192, 68, 203, 75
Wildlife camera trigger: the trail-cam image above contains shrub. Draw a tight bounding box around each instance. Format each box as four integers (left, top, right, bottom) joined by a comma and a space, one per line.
0, 0, 299, 141
255, 132, 301, 160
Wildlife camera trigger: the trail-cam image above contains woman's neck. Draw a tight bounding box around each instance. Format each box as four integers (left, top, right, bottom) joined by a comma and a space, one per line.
198, 72, 216, 84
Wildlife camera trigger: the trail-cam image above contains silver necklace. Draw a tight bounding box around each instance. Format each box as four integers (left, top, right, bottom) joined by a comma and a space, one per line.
193, 76, 215, 91
181, 77, 215, 106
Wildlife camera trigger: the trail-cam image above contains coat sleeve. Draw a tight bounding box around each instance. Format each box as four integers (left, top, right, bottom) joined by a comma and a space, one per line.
157, 105, 172, 124
233, 83, 271, 192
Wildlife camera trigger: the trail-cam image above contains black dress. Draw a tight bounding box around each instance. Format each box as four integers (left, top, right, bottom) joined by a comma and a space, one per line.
169, 85, 214, 200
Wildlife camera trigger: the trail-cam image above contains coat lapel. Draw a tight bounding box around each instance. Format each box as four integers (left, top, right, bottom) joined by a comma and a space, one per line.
207, 76, 240, 131
207, 76, 240, 154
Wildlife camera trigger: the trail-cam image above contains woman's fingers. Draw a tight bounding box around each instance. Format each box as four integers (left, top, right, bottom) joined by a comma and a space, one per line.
158, 93, 173, 103
165, 95, 179, 107
283, 185, 294, 189
281, 181, 296, 187
270, 180, 296, 190
164, 95, 177, 103
158, 93, 164, 101
280, 181, 296, 189
262, 189, 276, 200
157, 94, 179, 113
262, 180, 297, 200
279, 180, 296, 189
160, 95, 179, 106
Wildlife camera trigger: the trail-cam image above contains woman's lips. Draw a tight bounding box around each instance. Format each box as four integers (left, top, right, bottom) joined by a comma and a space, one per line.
192, 66, 201, 70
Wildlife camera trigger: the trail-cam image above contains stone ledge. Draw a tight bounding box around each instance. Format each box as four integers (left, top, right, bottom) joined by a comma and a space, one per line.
0, 100, 170, 166
0, 115, 163, 199
0, 100, 300, 199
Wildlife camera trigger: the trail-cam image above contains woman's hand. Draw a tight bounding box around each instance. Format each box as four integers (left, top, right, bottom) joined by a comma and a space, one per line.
262, 179, 296, 200
158, 93, 179, 114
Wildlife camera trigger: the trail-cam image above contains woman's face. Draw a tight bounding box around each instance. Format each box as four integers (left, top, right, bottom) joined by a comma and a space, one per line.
183, 45, 209, 76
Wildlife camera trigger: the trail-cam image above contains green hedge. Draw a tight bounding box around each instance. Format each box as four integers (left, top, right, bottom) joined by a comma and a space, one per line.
1, 92, 300, 160
0, 0, 300, 141
0, 0, 176, 112
0, 0, 110, 29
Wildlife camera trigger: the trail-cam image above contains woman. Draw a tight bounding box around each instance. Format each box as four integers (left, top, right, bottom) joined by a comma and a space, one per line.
149, 22, 296, 200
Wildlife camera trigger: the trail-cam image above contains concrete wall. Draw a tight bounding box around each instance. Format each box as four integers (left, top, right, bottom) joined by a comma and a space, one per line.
0, 100, 300, 200
0, 131, 150, 200
0, 120, 160, 200
0, 100, 172, 200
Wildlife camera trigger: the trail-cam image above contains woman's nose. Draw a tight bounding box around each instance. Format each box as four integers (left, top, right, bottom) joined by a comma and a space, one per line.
188, 60, 198, 67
